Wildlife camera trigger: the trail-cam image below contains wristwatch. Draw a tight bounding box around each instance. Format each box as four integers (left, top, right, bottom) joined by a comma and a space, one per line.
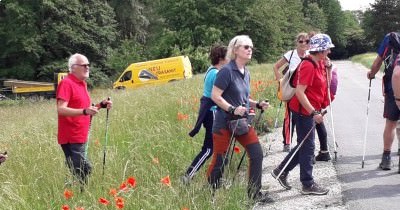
228, 105, 236, 114
310, 110, 320, 117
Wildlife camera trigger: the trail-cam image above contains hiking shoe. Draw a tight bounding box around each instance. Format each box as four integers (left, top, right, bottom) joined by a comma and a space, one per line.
180, 175, 191, 185
253, 191, 274, 204
271, 168, 292, 190
315, 151, 331, 161
301, 183, 329, 195
379, 153, 391, 170
283, 144, 290, 152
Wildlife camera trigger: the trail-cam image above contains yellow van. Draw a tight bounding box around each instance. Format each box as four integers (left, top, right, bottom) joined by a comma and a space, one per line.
113, 56, 193, 89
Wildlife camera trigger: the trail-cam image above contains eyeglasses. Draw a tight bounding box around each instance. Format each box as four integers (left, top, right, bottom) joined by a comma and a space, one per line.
242, 45, 253, 50
298, 40, 310, 44
74, 64, 90, 68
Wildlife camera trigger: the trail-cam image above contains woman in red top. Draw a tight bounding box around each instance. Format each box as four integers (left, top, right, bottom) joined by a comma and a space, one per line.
271, 34, 334, 195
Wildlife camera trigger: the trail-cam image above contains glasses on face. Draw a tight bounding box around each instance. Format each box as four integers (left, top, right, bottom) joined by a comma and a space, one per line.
74, 64, 90, 68
242, 45, 253, 50
298, 40, 310, 44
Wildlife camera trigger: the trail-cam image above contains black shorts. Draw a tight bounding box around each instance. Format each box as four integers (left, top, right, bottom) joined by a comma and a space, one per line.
383, 93, 400, 121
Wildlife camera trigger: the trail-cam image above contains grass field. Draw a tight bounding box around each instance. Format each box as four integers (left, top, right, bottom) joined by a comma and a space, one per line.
351, 52, 383, 71
0, 64, 280, 210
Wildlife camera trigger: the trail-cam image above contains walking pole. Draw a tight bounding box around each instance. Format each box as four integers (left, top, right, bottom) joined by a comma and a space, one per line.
102, 97, 111, 176
272, 101, 283, 142
362, 79, 372, 168
84, 103, 95, 159
275, 110, 327, 179
326, 75, 339, 161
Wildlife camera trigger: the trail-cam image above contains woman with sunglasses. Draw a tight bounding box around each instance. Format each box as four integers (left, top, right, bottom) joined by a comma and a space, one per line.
271, 34, 334, 195
273, 33, 310, 152
207, 35, 273, 204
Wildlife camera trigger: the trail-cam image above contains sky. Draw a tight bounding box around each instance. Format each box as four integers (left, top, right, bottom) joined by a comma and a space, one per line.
338, 0, 376, 11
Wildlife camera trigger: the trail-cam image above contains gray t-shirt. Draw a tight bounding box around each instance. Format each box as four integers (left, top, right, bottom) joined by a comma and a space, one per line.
213, 60, 250, 131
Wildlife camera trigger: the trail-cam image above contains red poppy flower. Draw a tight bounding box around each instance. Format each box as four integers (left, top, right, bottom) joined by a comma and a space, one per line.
177, 112, 189, 121
61, 205, 70, 210
161, 175, 171, 187
182, 207, 189, 210
109, 188, 117, 196
234, 146, 241, 154
119, 182, 128, 191
63, 189, 73, 200
75, 207, 84, 210
126, 177, 136, 188
98, 197, 110, 205
115, 197, 124, 209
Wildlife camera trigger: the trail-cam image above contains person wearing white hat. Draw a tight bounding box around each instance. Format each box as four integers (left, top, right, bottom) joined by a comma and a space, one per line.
271, 33, 334, 195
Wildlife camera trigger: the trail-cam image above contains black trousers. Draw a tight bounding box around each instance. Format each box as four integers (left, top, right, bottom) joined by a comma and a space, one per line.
61, 143, 92, 184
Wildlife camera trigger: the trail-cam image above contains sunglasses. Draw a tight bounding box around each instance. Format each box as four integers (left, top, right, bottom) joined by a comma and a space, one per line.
298, 40, 310, 44
74, 64, 90, 68
242, 45, 253, 50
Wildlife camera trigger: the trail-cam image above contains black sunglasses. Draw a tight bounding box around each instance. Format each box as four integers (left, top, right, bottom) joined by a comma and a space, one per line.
298, 40, 310, 44
243, 45, 253, 50
74, 64, 90, 68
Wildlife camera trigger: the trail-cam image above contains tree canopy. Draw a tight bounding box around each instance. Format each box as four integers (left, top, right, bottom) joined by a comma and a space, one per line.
0, 0, 396, 86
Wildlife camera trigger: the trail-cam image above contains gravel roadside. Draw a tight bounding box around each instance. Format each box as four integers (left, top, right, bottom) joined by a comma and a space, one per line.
252, 128, 347, 210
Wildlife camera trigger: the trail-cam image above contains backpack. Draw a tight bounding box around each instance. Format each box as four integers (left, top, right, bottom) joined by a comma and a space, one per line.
382, 32, 400, 94
277, 57, 317, 102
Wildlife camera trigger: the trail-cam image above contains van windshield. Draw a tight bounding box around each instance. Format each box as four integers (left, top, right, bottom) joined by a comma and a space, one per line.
120, 71, 132, 82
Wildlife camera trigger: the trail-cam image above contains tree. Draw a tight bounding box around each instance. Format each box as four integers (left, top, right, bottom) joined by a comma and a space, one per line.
362, 0, 400, 48
303, 2, 327, 33
108, 0, 149, 43
0, 0, 118, 84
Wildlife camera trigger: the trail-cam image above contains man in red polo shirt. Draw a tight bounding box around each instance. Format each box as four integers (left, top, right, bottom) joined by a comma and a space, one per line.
57, 53, 112, 187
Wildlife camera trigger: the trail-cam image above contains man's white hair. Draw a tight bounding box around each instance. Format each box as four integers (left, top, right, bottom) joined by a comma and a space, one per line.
68, 53, 86, 72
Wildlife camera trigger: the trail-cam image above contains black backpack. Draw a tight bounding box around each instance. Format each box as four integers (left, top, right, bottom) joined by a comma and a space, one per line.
382, 32, 400, 94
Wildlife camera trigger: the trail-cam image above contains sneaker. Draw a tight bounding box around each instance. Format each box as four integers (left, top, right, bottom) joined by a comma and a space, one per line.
283, 144, 290, 152
271, 168, 292, 190
379, 153, 391, 170
398, 148, 400, 156
253, 191, 274, 204
315, 151, 331, 161
301, 183, 329, 195
180, 175, 191, 185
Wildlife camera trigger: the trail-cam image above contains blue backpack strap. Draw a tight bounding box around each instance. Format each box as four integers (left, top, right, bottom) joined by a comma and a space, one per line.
204, 66, 218, 81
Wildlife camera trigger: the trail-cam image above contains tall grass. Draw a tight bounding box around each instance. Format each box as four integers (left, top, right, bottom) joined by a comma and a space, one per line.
0, 64, 280, 210
351, 52, 384, 71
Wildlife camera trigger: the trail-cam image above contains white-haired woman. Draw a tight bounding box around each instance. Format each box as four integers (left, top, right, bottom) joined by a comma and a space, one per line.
206, 35, 273, 203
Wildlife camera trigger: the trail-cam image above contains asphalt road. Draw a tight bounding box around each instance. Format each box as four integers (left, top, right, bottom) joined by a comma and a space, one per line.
333, 61, 400, 210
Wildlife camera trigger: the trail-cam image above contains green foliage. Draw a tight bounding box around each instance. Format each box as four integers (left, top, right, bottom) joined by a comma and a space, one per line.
342, 11, 370, 56
105, 39, 145, 80
108, 0, 150, 42
0, 0, 117, 83
2, 0, 399, 87
303, 2, 327, 32
362, 0, 400, 47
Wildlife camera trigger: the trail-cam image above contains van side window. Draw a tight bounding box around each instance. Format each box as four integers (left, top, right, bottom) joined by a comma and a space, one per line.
121, 71, 132, 82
